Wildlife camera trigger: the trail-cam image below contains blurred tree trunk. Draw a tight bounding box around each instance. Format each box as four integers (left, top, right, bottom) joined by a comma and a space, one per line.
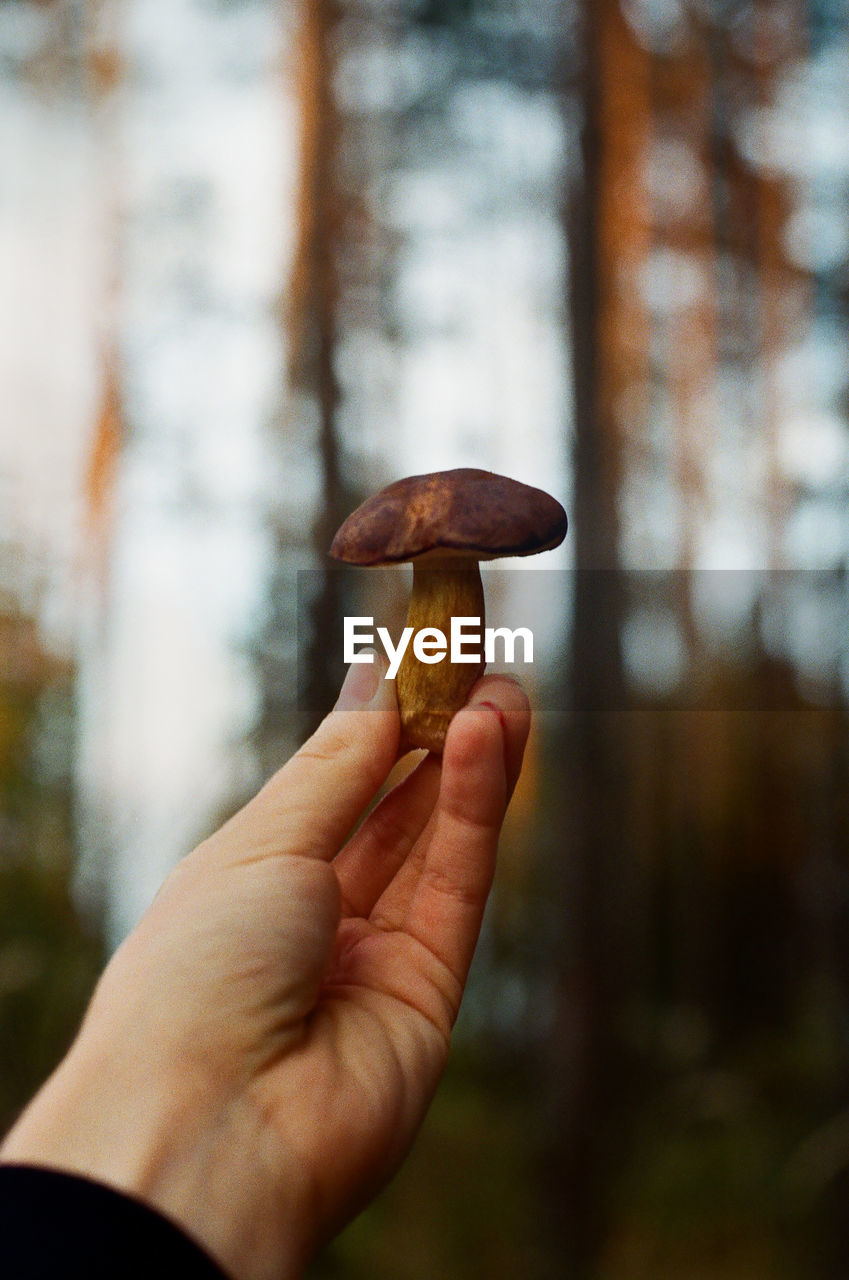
543, 0, 640, 1271
83, 0, 125, 590
751, 0, 800, 572
661, 22, 717, 652
288, 0, 345, 735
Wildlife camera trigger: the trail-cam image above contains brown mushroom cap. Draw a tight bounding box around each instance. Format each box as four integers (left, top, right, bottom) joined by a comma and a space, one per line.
329, 468, 567, 566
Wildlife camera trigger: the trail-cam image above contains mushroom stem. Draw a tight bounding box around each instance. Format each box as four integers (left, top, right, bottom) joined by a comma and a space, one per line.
397, 559, 485, 754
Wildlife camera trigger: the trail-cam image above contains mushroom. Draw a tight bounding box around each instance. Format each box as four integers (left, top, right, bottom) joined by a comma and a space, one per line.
329, 468, 567, 754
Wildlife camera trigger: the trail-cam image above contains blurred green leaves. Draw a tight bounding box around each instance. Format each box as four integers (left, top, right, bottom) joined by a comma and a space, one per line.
0, 605, 105, 1136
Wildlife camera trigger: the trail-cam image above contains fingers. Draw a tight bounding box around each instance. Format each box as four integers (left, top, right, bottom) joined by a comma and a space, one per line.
335, 675, 530, 924
209, 655, 400, 865
465, 674, 531, 800
332, 753, 442, 918
399, 701, 512, 989
364, 677, 530, 1003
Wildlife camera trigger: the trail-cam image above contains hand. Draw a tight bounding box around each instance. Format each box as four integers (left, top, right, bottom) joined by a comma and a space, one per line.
0, 658, 530, 1280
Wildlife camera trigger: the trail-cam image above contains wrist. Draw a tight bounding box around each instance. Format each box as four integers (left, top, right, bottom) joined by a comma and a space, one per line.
0, 1030, 308, 1280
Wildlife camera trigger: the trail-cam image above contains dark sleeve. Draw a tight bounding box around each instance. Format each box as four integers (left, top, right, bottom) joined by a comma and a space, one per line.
0, 1164, 231, 1279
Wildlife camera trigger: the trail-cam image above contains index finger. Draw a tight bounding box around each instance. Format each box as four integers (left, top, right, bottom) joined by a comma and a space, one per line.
208, 656, 400, 865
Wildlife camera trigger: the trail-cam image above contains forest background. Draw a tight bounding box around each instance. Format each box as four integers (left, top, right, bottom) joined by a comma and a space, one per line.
2, 0, 849, 1276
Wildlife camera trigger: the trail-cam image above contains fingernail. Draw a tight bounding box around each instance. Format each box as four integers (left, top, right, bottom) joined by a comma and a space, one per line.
335, 652, 383, 709
478, 700, 506, 731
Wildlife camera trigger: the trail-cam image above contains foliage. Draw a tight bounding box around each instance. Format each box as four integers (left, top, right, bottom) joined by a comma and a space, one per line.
0, 608, 106, 1136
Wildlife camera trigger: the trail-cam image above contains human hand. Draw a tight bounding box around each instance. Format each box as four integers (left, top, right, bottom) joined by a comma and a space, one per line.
0, 658, 530, 1280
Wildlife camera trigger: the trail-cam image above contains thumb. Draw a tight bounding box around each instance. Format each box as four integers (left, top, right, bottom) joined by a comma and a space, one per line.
211, 653, 400, 865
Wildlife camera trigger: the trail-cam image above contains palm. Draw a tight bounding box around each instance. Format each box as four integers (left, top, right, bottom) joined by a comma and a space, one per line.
245, 736, 507, 1241
263, 926, 449, 1229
